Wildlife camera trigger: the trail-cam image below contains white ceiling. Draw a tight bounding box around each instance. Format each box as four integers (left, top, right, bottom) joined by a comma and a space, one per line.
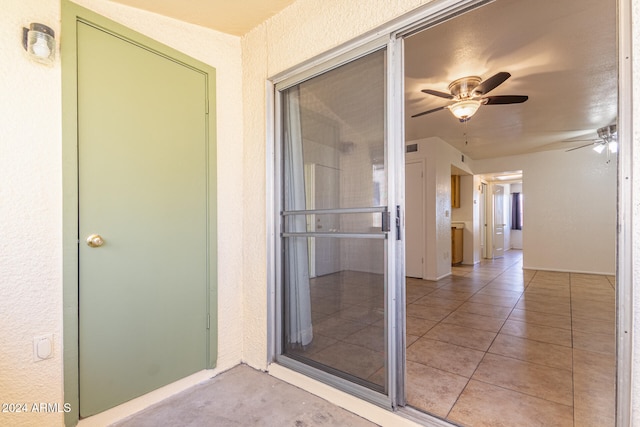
109, 0, 618, 160
405, 0, 617, 159
109, 0, 297, 36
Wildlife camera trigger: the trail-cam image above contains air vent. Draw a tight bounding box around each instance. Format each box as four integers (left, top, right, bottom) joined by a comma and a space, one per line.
406, 144, 418, 153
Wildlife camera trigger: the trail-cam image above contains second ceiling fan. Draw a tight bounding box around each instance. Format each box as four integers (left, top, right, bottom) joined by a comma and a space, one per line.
412, 71, 528, 122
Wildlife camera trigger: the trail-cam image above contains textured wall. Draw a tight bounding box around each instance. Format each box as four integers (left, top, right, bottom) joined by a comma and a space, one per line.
240, 22, 270, 370
265, 0, 428, 75
0, 1, 63, 426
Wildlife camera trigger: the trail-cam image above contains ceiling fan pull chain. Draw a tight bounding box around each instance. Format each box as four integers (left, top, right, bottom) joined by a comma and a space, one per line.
464, 120, 469, 145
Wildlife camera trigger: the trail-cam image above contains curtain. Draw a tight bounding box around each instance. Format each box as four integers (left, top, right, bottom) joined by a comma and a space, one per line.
283, 86, 313, 347
511, 192, 522, 230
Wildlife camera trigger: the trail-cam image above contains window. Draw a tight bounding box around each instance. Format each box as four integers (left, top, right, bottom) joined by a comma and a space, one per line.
511, 192, 523, 230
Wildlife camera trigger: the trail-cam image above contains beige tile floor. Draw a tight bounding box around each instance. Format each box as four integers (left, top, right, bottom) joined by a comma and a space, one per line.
290, 250, 615, 426
408, 251, 616, 427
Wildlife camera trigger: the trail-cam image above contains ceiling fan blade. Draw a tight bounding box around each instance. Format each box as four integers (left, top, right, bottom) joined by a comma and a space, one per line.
483, 95, 529, 105
411, 105, 448, 118
421, 89, 454, 99
474, 72, 511, 95
566, 143, 595, 152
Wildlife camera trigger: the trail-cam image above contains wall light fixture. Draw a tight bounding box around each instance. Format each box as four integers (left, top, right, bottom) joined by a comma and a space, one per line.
22, 23, 55, 65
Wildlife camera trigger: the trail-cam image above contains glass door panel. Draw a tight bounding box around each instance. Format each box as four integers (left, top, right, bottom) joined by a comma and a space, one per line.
279, 48, 388, 392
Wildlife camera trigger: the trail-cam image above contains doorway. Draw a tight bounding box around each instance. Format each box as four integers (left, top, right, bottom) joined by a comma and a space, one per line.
62, 2, 218, 423
274, 47, 403, 407
402, 0, 617, 424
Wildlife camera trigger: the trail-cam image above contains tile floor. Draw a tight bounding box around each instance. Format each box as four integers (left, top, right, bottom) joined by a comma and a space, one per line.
407, 251, 615, 426
290, 250, 616, 426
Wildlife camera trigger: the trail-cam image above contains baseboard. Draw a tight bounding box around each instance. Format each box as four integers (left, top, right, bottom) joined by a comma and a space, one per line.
77, 369, 220, 427
425, 272, 452, 281
522, 266, 614, 276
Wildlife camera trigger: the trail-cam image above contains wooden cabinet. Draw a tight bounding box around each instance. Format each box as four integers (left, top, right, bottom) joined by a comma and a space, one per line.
452, 227, 463, 265
451, 175, 460, 208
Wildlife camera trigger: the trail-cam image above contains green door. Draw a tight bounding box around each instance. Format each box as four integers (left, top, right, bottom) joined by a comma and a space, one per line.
77, 21, 209, 417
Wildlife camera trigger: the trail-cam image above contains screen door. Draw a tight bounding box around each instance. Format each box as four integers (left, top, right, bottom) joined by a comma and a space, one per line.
277, 48, 400, 400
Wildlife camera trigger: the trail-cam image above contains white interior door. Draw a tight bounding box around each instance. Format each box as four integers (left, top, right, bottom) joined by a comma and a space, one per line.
480, 182, 487, 259
314, 164, 341, 276
492, 184, 505, 258
405, 161, 424, 278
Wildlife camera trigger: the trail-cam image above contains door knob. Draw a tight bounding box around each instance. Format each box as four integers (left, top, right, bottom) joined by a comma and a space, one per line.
86, 234, 104, 248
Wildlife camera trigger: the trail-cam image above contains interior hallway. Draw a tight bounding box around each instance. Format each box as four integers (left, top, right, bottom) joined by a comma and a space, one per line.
406, 250, 616, 426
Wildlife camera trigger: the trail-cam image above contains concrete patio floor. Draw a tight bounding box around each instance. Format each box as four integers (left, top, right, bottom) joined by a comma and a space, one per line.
111, 364, 378, 426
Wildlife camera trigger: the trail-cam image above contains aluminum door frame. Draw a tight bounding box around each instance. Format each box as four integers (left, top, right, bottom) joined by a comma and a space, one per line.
272, 40, 403, 409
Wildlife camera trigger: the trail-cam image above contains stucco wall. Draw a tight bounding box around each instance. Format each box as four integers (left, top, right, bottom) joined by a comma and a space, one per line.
1, 2, 63, 426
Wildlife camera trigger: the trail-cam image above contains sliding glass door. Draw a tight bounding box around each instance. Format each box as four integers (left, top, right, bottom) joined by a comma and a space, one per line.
275, 46, 404, 406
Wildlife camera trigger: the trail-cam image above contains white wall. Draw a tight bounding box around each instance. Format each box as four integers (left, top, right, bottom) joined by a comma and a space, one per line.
1, 1, 244, 425
475, 148, 616, 275
405, 137, 473, 280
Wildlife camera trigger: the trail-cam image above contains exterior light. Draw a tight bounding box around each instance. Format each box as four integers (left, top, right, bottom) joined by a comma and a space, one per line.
22, 23, 55, 65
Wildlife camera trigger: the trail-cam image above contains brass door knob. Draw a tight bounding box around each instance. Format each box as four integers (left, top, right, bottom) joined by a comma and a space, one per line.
86, 234, 104, 248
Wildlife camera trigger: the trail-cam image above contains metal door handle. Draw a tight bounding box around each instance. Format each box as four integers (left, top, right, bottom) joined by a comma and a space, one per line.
86, 234, 105, 248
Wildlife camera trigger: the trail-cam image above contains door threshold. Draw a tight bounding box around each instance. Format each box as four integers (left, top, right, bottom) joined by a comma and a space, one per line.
268, 363, 446, 427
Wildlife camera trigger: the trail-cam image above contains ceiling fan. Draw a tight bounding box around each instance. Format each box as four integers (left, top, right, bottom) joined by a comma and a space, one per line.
566, 124, 617, 154
412, 72, 528, 122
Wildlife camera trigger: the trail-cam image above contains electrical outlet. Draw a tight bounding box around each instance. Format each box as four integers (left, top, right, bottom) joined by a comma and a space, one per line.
33, 334, 53, 362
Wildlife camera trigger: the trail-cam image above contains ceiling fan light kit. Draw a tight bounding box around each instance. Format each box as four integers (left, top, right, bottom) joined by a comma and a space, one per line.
566, 124, 618, 156
595, 125, 618, 154
412, 72, 528, 121
449, 99, 481, 121
593, 143, 606, 154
